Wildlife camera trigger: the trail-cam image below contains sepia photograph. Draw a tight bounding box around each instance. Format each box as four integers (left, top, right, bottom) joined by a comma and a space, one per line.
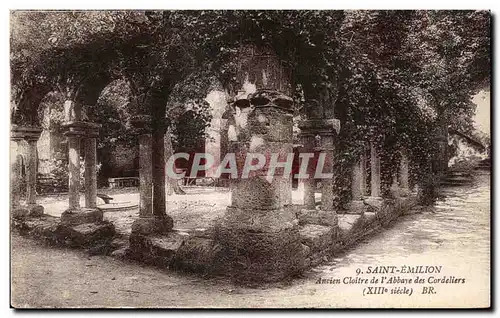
8, 8, 491, 309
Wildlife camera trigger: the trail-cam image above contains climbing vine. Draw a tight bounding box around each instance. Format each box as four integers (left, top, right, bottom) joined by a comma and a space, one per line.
11, 10, 490, 203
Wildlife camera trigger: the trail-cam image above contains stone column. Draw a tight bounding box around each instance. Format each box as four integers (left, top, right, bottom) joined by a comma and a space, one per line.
152, 126, 173, 229
68, 134, 81, 209
299, 133, 316, 209
11, 126, 44, 217
84, 124, 100, 208
139, 133, 153, 217
10, 138, 22, 209
218, 117, 229, 186
365, 141, 383, 209
349, 156, 365, 214
205, 90, 227, 178
319, 131, 336, 216
25, 138, 38, 205
297, 117, 340, 225
360, 151, 368, 196
61, 122, 102, 225
399, 152, 410, 197
390, 173, 401, 198
130, 116, 172, 235
152, 129, 166, 216
218, 89, 305, 283
370, 142, 381, 197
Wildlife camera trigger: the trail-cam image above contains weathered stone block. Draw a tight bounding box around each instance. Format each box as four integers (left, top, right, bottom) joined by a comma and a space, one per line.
223, 206, 297, 233
60, 208, 103, 226
347, 200, 366, 214
111, 247, 129, 259
66, 222, 116, 246
297, 209, 338, 227
13, 215, 116, 248
247, 108, 293, 142
231, 177, 292, 210
299, 224, 336, 253
28, 204, 44, 216
338, 214, 362, 233
364, 197, 383, 211
12, 204, 44, 218
363, 212, 377, 223
172, 237, 230, 274
215, 225, 305, 283
129, 231, 187, 267
13, 215, 60, 240
374, 201, 400, 226
130, 216, 173, 235
12, 207, 30, 218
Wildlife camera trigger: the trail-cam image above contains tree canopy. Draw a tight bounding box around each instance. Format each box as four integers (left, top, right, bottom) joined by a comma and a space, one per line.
10, 10, 490, 203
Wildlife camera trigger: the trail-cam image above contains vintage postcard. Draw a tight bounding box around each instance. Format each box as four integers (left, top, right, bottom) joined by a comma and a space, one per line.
9, 9, 491, 309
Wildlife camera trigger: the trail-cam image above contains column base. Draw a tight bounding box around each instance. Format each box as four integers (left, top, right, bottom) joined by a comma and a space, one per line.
61, 208, 103, 226
12, 204, 44, 218
298, 209, 338, 226
131, 216, 173, 236
347, 200, 366, 214
364, 196, 383, 210
216, 206, 306, 283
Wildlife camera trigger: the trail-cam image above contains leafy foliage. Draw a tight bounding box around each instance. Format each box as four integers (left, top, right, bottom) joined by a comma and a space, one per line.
10, 10, 490, 203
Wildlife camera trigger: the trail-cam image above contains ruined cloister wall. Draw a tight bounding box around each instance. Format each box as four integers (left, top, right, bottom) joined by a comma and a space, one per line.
10, 34, 427, 284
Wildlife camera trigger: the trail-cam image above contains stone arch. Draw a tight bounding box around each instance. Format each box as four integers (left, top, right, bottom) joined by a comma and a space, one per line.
12, 83, 53, 127
91, 78, 139, 185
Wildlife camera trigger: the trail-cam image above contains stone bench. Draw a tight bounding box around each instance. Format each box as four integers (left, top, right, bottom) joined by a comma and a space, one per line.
182, 177, 216, 187
97, 193, 114, 204
108, 177, 139, 189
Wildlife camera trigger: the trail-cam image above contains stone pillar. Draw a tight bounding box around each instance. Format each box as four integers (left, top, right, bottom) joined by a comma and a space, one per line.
298, 117, 340, 223
399, 152, 410, 197
130, 116, 172, 235
61, 122, 102, 225
360, 151, 368, 196
349, 156, 365, 214
365, 141, 382, 209
68, 135, 81, 209
25, 138, 38, 205
299, 134, 316, 209
10, 126, 44, 217
152, 127, 173, 229
370, 142, 381, 197
218, 89, 305, 283
84, 125, 100, 208
152, 129, 166, 216
205, 90, 227, 178
390, 173, 401, 198
139, 133, 153, 217
319, 132, 336, 216
10, 139, 22, 209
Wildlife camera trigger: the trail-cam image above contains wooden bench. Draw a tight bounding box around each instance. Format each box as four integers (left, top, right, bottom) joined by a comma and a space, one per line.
108, 177, 139, 189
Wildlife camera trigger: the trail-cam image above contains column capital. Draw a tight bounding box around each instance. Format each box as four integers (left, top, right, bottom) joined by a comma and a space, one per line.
62, 121, 101, 138
129, 114, 153, 135
11, 126, 43, 142
298, 118, 341, 136
247, 89, 294, 114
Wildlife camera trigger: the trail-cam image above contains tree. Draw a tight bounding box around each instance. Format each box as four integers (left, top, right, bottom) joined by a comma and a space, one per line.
11, 10, 490, 205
